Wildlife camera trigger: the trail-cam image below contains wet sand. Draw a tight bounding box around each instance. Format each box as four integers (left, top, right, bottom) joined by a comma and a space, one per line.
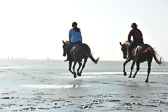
0, 66, 168, 112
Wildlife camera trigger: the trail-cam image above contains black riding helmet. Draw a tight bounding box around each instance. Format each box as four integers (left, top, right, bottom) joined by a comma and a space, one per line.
131, 23, 137, 29
72, 22, 77, 27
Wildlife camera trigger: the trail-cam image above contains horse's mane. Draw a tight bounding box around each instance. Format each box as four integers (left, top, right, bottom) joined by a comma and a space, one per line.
123, 40, 133, 48
123, 41, 130, 46
123, 40, 133, 46
65, 40, 70, 44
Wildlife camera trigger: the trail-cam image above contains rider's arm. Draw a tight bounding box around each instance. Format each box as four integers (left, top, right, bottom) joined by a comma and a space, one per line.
79, 32, 82, 42
69, 29, 72, 42
128, 30, 133, 43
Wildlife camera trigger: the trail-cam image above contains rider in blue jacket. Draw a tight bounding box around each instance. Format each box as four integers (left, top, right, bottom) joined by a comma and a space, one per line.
65, 22, 82, 61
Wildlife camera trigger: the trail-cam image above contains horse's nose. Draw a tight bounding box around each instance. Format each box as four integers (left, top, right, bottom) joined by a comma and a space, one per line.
63, 54, 66, 56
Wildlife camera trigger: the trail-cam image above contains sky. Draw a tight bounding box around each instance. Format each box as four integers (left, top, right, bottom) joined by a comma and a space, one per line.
0, 0, 168, 61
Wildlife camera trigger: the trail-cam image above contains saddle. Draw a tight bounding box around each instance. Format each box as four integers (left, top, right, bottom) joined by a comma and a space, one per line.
131, 45, 149, 57
70, 42, 82, 52
131, 45, 142, 57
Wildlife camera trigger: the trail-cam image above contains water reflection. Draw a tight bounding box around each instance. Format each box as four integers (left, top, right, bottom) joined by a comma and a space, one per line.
22, 84, 89, 89
22, 80, 89, 89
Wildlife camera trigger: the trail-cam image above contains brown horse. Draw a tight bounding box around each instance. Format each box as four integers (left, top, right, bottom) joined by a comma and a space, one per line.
120, 41, 164, 83
62, 40, 99, 78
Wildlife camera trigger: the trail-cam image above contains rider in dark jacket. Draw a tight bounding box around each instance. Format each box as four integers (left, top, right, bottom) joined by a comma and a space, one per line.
128, 23, 144, 59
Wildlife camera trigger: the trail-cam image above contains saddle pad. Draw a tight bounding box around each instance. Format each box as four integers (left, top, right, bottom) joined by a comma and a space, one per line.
70, 46, 77, 52
132, 46, 142, 56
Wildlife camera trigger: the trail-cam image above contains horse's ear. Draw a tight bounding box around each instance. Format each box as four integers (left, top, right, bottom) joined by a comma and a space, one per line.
62, 40, 65, 44
120, 42, 123, 46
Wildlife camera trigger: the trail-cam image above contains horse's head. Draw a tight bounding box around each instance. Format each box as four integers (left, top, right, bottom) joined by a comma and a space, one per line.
120, 41, 130, 59
62, 40, 69, 57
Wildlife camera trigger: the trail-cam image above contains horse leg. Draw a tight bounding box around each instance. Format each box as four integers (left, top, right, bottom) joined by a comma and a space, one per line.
123, 58, 131, 76
72, 62, 77, 78
145, 60, 152, 83
132, 62, 140, 78
129, 61, 135, 78
69, 61, 73, 74
79, 58, 88, 75
77, 61, 82, 76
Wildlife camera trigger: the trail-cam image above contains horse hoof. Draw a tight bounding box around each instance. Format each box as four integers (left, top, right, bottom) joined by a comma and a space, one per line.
128, 76, 131, 78
73, 72, 77, 78
145, 80, 148, 83
74, 75, 77, 78
77, 72, 81, 76
124, 72, 127, 76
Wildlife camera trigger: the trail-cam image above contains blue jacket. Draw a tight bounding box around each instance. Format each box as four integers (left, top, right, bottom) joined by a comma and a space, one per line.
69, 29, 82, 43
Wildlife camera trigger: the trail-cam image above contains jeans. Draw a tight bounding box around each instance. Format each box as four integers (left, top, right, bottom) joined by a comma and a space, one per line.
66, 41, 81, 59
128, 39, 144, 58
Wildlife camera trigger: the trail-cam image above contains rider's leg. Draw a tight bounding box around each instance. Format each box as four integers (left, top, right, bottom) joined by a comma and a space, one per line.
128, 42, 137, 59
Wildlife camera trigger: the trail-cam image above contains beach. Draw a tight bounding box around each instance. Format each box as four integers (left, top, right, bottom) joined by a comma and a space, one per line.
0, 60, 168, 112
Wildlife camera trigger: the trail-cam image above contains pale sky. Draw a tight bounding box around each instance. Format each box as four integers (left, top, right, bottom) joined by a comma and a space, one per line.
0, 0, 168, 60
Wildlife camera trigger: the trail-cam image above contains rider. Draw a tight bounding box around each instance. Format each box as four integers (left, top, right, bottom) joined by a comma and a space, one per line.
65, 22, 82, 61
128, 23, 144, 59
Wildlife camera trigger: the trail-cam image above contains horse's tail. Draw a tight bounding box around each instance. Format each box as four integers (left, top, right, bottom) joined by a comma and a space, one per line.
88, 53, 99, 64
149, 46, 164, 65
82, 43, 99, 64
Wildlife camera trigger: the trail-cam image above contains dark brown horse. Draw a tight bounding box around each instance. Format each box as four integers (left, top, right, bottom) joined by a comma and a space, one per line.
120, 41, 164, 83
62, 40, 99, 78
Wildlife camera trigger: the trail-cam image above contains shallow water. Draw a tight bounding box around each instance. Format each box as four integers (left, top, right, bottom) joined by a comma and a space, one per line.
0, 59, 168, 112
